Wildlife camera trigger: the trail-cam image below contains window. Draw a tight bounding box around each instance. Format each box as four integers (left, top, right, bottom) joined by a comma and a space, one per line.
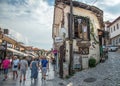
116, 39, 118, 44
114, 26, 115, 31
73, 15, 90, 41
117, 23, 119, 29
113, 40, 115, 45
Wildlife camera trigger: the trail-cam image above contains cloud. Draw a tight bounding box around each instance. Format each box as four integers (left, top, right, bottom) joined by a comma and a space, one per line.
0, 0, 54, 49
0, 0, 120, 49
93, 0, 120, 21
98, 0, 120, 6
77, 0, 120, 6
75, 0, 120, 21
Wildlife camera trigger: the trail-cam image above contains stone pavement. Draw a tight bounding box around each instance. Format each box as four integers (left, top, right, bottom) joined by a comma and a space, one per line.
1, 51, 120, 86
62, 51, 120, 86
0, 63, 63, 86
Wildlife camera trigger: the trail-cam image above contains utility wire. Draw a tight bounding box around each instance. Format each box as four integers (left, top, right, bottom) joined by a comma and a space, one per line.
91, 0, 98, 5
76, 0, 98, 5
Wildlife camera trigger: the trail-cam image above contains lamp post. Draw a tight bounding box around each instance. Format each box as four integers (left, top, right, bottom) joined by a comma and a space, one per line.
68, 0, 73, 75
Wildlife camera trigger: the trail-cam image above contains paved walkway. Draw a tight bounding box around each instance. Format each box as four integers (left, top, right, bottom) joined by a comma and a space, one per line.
0, 63, 61, 86
0, 51, 120, 86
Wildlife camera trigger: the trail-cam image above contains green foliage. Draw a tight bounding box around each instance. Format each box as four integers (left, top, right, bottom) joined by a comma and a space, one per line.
90, 32, 99, 44
65, 75, 70, 79
65, 70, 76, 79
70, 70, 75, 76
89, 58, 96, 67
90, 21, 99, 44
90, 22, 94, 33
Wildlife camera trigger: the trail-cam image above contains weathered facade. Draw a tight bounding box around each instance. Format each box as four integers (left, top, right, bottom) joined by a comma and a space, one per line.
52, 0, 104, 77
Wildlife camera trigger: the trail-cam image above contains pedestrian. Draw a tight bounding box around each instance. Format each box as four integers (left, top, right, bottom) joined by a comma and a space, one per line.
30, 57, 39, 81
2, 56, 11, 81
52, 57, 56, 71
19, 56, 28, 83
40, 56, 49, 80
12, 56, 19, 80
0, 59, 2, 74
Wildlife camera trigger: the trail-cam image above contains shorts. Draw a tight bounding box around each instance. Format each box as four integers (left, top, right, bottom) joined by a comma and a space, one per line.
20, 69, 26, 75
12, 65, 18, 71
42, 67, 47, 75
4, 69, 8, 74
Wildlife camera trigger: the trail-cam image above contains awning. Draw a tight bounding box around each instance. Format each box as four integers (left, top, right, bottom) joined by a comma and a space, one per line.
7, 48, 28, 56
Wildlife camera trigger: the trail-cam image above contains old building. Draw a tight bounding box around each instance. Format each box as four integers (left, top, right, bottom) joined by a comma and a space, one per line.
108, 16, 120, 46
0, 28, 27, 60
52, 0, 104, 77
104, 21, 111, 45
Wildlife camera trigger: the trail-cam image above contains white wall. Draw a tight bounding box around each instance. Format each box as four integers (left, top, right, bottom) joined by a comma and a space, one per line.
110, 19, 120, 38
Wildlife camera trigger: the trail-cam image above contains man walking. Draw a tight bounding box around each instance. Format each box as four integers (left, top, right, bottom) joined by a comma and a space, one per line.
19, 56, 28, 82
41, 56, 49, 80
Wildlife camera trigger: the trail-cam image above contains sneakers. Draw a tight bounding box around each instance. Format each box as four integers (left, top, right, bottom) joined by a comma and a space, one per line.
44, 78, 46, 80
23, 78, 26, 81
20, 78, 26, 83
41, 77, 46, 80
41, 77, 44, 80
20, 80, 22, 83
16, 75, 18, 78
3, 79, 6, 81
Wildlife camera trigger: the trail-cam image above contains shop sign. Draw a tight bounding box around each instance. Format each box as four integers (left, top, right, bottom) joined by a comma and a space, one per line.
55, 37, 63, 43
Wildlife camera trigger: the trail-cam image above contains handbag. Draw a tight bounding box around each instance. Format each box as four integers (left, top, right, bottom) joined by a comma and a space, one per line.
14, 65, 18, 68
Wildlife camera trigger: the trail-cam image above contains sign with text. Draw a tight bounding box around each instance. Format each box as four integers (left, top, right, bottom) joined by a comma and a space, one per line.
55, 37, 63, 43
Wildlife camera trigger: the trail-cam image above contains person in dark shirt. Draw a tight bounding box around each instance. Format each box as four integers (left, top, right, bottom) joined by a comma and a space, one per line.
40, 56, 48, 80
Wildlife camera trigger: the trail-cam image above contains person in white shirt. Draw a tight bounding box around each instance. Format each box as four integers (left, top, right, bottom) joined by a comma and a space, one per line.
12, 56, 19, 80
19, 56, 28, 82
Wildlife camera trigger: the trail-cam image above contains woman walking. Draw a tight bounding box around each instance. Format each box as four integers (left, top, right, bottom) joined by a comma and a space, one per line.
30, 58, 39, 81
12, 56, 19, 80
2, 56, 11, 81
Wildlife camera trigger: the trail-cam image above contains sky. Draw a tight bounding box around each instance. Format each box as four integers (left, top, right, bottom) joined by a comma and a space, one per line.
0, 0, 120, 50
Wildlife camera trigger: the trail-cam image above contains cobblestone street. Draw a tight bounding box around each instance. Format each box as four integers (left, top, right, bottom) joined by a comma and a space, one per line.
0, 51, 120, 86
62, 50, 120, 86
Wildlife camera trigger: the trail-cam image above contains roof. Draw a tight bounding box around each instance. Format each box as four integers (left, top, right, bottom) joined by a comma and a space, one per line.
25, 46, 33, 50
108, 16, 120, 27
32, 48, 40, 51
0, 34, 26, 49
55, 1, 104, 28
7, 48, 28, 56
